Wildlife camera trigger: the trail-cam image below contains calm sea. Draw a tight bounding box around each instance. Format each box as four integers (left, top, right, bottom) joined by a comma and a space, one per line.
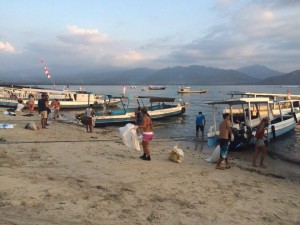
43, 84, 300, 163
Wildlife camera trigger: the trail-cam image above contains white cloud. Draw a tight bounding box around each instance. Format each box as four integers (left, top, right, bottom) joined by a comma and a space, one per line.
0, 41, 16, 53
58, 25, 111, 45
116, 50, 144, 65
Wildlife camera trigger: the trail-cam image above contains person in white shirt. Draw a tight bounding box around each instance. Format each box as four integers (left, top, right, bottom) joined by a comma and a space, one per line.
85, 104, 95, 133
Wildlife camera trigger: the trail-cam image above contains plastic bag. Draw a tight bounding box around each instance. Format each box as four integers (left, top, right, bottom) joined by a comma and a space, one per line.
119, 123, 141, 151
205, 145, 220, 163
169, 145, 184, 163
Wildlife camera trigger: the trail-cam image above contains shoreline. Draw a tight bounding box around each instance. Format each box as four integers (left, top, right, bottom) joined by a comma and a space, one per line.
0, 108, 299, 224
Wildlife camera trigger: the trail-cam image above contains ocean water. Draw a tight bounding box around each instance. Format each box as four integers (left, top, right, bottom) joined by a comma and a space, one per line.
44, 84, 300, 163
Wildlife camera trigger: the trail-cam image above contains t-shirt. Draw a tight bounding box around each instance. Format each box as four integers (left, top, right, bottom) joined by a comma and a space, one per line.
85, 108, 94, 117
196, 114, 205, 126
15, 103, 24, 112
219, 120, 231, 139
38, 99, 48, 111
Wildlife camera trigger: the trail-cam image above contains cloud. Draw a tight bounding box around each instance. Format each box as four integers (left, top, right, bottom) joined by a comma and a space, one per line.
58, 25, 111, 45
0, 41, 16, 53
156, 0, 300, 71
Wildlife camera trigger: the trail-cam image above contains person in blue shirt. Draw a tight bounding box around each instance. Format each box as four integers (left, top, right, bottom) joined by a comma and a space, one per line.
196, 111, 206, 139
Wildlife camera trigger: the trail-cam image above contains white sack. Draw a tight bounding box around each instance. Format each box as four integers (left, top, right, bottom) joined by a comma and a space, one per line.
205, 145, 220, 163
169, 145, 184, 163
119, 123, 141, 151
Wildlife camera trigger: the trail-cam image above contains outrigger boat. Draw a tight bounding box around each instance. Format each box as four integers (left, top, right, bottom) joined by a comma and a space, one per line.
205, 97, 297, 151
0, 86, 120, 109
177, 87, 207, 94
93, 95, 187, 126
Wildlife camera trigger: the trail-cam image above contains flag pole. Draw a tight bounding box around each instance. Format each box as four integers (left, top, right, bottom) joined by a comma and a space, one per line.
41, 59, 56, 89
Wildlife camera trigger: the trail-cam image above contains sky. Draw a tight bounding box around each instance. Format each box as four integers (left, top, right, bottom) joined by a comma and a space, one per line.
0, 0, 300, 73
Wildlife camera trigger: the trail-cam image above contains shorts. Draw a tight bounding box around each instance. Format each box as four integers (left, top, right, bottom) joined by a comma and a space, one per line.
196, 125, 204, 132
219, 138, 229, 159
86, 117, 93, 125
255, 138, 265, 148
143, 132, 153, 142
40, 111, 48, 119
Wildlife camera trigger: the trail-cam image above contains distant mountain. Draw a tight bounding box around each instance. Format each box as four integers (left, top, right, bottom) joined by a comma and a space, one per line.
1, 64, 298, 85
140, 65, 258, 85
237, 64, 283, 79
259, 70, 300, 85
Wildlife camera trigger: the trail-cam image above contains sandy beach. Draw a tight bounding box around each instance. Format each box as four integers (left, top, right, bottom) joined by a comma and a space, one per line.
0, 109, 299, 225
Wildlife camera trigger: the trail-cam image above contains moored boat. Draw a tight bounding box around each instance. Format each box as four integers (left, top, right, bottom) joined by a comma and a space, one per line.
0, 86, 120, 109
93, 95, 187, 126
205, 97, 297, 150
177, 87, 207, 94
148, 85, 166, 90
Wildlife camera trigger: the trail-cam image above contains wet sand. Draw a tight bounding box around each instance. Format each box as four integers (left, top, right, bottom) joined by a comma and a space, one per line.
0, 109, 299, 225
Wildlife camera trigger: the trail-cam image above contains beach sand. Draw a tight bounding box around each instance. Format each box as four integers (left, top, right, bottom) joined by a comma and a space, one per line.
0, 109, 299, 225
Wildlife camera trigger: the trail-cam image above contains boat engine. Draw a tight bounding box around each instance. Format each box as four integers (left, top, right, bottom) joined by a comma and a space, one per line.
229, 122, 253, 151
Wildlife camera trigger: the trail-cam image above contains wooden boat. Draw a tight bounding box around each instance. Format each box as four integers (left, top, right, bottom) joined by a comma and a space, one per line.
177, 87, 207, 94
0, 86, 120, 109
93, 95, 187, 126
148, 85, 166, 90
205, 97, 297, 150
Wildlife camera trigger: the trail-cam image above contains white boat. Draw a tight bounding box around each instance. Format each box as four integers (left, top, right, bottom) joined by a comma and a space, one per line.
205, 97, 297, 150
92, 95, 187, 126
148, 85, 166, 90
0, 86, 120, 109
177, 87, 207, 94
226, 91, 300, 122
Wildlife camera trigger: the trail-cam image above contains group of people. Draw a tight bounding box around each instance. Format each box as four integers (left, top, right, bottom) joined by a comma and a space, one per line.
195, 111, 268, 170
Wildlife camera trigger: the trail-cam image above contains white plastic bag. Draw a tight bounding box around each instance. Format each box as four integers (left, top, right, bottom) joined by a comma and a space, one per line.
169, 145, 184, 163
205, 145, 220, 163
119, 123, 141, 151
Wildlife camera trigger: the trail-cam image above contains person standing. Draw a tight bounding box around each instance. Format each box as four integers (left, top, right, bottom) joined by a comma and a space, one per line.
195, 111, 206, 139
135, 108, 153, 161
27, 94, 35, 115
216, 113, 232, 170
85, 104, 95, 133
38, 94, 48, 129
252, 117, 269, 168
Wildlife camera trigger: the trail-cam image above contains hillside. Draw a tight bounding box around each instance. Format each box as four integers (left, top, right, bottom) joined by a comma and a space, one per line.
237, 64, 282, 79
259, 70, 300, 85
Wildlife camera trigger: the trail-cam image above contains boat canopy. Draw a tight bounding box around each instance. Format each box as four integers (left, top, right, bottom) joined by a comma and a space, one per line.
204, 97, 271, 105
106, 95, 175, 102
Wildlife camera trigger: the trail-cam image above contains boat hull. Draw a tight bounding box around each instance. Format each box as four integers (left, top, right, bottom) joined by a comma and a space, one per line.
94, 105, 184, 126
0, 97, 120, 109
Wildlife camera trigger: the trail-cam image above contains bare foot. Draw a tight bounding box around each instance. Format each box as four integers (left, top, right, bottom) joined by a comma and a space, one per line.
260, 165, 267, 169
215, 166, 225, 170
225, 165, 231, 169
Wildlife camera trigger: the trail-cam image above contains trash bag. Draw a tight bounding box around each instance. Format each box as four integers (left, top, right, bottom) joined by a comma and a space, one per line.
208, 135, 218, 148
119, 123, 141, 151
205, 145, 220, 163
169, 145, 184, 163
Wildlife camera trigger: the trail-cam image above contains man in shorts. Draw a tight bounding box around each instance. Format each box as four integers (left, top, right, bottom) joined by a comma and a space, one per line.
195, 111, 206, 140
216, 113, 232, 170
252, 117, 269, 168
38, 94, 49, 129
